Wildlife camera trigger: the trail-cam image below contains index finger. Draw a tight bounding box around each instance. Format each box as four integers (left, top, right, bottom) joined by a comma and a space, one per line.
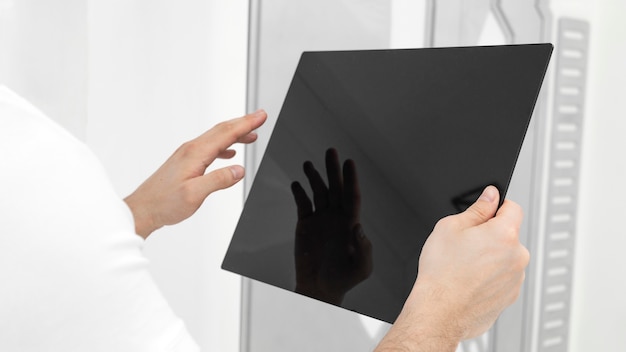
478, 199, 523, 235
326, 148, 343, 209
495, 199, 523, 227
342, 159, 361, 219
194, 109, 267, 161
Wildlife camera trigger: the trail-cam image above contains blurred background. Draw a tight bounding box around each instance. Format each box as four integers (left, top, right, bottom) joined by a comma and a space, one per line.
0, 0, 623, 351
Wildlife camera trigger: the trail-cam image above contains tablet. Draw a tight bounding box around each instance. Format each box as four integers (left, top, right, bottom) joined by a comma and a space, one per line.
222, 44, 553, 324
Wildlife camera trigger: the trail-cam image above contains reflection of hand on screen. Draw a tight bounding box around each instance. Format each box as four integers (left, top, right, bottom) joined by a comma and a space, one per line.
290, 148, 372, 305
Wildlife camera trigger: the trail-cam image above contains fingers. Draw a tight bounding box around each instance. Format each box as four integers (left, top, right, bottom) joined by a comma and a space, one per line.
342, 159, 361, 219
303, 161, 329, 210
300, 150, 359, 214
217, 149, 236, 159
185, 165, 245, 203
326, 148, 342, 208
191, 109, 267, 163
291, 181, 313, 219
216, 130, 258, 159
494, 199, 524, 229
237, 131, 258, 144
455, 185, 500, 228
478, 199, 524, 239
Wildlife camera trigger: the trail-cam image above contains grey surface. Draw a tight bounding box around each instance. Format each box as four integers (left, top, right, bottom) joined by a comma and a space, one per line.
537, 18, 589, 352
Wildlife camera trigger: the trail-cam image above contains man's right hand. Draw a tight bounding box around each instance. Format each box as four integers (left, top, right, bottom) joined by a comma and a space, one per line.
375, 186, 528, 351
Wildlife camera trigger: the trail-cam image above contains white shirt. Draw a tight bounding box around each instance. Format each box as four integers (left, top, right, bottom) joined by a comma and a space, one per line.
0, 86, 200, 352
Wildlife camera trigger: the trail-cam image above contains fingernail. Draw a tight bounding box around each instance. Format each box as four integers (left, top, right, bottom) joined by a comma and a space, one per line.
253, 109, 266, 118
230, 165, 244, 180
479, 186, 497, 203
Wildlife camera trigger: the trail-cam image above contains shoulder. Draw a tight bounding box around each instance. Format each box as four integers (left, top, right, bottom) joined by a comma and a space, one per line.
0, 87, 200, 351
0, 85, 129, 236
0, 85, 93, 167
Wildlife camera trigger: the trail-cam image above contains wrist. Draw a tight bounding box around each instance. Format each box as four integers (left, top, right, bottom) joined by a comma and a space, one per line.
375, 278, 464, 352
123, 194, 161, 239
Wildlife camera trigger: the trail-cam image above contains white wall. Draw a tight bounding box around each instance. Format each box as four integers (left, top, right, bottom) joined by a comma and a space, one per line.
1, 1, 249, 351
86, 2, 249, 351
0, 0, 87, 139
571, 0, 626, 350
2, 0, 626, 351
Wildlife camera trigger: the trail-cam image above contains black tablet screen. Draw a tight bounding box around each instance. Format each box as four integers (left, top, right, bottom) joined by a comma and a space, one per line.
222, 44, 552, 323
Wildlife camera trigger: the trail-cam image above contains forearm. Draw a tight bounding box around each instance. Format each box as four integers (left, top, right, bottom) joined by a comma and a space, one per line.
376, 188, 527, 351
375, 281, 463, 352
124, 192, 160, 239
375, 324, 459, 352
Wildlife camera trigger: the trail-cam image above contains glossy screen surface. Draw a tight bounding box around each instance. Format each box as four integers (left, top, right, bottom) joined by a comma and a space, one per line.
222, 44, 552, 323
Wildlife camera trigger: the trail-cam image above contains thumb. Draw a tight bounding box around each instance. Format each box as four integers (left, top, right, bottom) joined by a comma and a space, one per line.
188, 165, 245, 202
457, 185, 500, 228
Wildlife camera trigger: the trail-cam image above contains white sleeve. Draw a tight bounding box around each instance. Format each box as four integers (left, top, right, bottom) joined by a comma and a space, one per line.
0, 86, 201, 352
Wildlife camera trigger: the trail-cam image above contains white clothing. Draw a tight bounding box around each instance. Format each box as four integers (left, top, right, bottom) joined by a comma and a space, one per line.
0, 86, 200, 352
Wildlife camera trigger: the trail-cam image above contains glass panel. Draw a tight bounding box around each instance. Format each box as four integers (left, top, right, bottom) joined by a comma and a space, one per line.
225, 44, 552, 324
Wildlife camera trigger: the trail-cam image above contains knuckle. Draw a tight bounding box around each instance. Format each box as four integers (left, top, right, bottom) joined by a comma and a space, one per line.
215, 120, 243, 145
178, 140, 199, 157
215, 120, 232, 131
434, 215, 455, 232
469, 205, 490, 221
510, 201, 523, 217
519, 245, 531, 267
495, 216, 520, 244
503, 223, 520, 242
216, 120, 238, 135
511, 245, 530, 272
212, 169, 233, 188
180, 182, 198, 205
505, 200, 524, 224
